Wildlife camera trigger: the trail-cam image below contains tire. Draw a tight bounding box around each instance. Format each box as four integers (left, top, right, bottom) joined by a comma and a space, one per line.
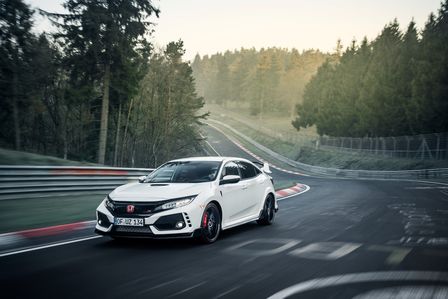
257, 195, 275, 225
199, 202, 221, 244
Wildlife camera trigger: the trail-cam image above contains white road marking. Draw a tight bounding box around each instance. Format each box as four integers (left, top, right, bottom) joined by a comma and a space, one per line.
0, 235, 102, 257
225, 238, 301, 257
138, 278, 182, 294
200, 132, 221, 156
207, 122, 309, 177
354, 286, 448, 298
288, 242, 361, 260
367, 245, 411, 265
277, 184, 310, 201
267, 271, 448, 299
406, 186, 448, 189
166, 281, 207, 298
0, 234, 25, 246
212, 285, 242, 299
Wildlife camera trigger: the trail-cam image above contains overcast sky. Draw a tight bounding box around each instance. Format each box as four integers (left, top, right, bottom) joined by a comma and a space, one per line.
27, 0, 442, 61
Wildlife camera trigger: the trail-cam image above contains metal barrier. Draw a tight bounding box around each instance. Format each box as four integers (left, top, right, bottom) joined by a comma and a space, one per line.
319, 133, 448, 160
0, 166, 154, 200
208, 119, 448, 180
214, 108, 448, 160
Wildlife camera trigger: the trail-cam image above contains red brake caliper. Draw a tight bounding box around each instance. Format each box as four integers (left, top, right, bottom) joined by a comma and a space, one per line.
202, 211, 208, 228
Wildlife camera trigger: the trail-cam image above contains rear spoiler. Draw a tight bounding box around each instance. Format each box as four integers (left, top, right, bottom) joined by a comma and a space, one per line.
252, 161, 272, 174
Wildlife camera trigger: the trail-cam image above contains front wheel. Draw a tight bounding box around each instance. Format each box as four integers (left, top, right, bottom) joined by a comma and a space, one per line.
199, 203, 221, 244
257, 195, 275, 225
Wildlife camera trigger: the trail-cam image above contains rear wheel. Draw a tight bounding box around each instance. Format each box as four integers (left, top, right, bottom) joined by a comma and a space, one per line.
257, 195, 275, 225
199, 203, 221, 244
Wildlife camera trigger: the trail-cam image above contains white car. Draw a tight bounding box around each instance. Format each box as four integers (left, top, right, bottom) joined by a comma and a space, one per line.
95, 156, 277, 243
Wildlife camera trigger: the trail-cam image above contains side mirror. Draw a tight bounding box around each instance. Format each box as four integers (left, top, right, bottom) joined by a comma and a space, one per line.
220, 175, 241, 185
138, 176, 146, 183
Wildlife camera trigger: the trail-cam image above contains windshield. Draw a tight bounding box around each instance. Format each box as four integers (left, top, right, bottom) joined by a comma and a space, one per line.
145, 161, 222, 183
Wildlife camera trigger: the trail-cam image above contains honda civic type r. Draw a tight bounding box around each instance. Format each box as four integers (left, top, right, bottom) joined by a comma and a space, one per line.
95, 157, 278, 243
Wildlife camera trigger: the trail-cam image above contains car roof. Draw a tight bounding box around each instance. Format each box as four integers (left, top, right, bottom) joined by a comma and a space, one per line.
170, 156, 253, 163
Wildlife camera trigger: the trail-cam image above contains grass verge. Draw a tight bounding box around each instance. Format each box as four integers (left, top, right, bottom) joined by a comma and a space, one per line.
0, 194, 105, 233
209, 111, 448, 170
0, 148, 97, 166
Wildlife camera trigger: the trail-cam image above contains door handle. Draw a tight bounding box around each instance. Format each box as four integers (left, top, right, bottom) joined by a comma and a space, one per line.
242, 184, 248, 190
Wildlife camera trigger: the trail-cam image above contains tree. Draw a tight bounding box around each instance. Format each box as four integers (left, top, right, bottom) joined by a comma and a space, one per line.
412, 1, 448, 133
43, 0, 159, 164
358, 20, 403, 136
293, 2, 448, 137
123, 41, 207, 167
0, 0, 35, 150
396, 20, 419, 134
192, 47, 328, 116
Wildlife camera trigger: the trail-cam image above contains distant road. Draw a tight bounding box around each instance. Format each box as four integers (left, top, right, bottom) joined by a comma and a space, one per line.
1, 125, 448, 298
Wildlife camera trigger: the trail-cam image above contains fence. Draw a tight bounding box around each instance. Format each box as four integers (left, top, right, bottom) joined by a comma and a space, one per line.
318, 133, 448, 160
208, 120, 448, 180
216, 111, 448, 161
0, 166, 154, 200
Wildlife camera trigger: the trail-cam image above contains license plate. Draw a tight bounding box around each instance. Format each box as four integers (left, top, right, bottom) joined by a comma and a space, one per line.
114, 217, 144, 226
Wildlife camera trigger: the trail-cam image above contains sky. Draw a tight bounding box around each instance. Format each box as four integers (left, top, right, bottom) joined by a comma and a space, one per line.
27, 0, 442, 61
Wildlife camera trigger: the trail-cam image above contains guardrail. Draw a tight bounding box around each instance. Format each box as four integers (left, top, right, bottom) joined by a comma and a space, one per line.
0, 166, 154, 200
207, 119, 448, 180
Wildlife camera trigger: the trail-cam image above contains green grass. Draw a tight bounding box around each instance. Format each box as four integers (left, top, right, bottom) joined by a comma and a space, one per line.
0, 194, 105, 233
208, 109, 448, 170
294, 146, 448, 170
0, 149, 103, 233
0, 148, 98, 166
205, 103, 318, 137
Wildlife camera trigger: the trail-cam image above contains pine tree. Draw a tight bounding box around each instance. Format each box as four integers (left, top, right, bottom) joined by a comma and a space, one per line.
412, 2, 448, 133
0, 0, 35, 150
43, 0, 159, 164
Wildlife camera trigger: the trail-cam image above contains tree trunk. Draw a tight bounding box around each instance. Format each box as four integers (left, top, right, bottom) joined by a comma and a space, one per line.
120, 97, 134, 166
113, 102, 122, 166
98, 62, 111, 164
12, 66, 21, 150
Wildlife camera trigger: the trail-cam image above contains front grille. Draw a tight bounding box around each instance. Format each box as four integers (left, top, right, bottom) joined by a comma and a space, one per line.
114, 226, 153, 234
110, 200, 169, 216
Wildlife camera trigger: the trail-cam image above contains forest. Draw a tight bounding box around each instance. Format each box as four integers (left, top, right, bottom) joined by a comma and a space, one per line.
294, 1, 448, 137
0, 0, 206, 167
194, 2, 448, 138
191, 47, 330, 118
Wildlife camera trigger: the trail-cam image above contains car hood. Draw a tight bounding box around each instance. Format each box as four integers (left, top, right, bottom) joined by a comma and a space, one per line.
109, 182, 212, 202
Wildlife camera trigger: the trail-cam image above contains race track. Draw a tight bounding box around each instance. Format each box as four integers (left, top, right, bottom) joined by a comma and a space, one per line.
1, 125, 448, 298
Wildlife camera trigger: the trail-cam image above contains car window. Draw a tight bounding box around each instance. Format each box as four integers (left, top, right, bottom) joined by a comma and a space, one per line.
146, 161, 221, 183
221, 161, 240, 178
238, 161, 258, 179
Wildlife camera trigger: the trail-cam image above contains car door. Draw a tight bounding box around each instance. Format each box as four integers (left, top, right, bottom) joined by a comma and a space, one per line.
237, 161, 265, 216
218, 161, 251, 226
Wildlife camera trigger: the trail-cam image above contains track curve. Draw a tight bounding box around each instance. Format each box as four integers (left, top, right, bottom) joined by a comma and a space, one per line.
1, 125, 447, 299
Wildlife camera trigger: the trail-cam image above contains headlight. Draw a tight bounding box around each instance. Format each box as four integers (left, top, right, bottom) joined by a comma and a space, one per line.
105, 196, 115, 211
154, 195, 196, 211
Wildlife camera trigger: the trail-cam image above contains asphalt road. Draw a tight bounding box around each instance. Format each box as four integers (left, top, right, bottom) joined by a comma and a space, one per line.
1, 125, 448, 298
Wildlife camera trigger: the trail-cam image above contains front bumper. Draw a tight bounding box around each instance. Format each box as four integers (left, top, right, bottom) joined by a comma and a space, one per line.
95, 227, 203, 239
95, 199, 203, 238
